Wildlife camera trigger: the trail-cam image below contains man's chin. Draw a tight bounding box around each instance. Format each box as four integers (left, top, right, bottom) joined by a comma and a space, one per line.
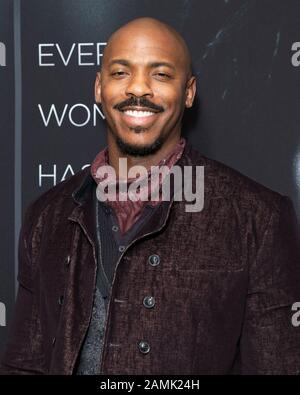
115, 134, 165, 157
128, 125, 149, 134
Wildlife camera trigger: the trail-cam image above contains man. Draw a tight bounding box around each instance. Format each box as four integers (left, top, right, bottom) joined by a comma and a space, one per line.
1, 17, 300, 375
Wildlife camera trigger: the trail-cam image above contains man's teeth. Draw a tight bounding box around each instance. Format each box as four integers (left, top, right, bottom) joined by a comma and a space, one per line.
123, 110, 156, 117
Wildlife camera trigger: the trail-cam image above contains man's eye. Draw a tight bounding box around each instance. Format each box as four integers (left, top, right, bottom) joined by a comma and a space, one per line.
156, 73, 171, 79
112, 71, 126, 76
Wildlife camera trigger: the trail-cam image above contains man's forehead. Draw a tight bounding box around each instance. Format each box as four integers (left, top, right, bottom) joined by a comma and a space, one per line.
103, 40, 186, 71
102, 19, 192, 76
108, 45, 178, 62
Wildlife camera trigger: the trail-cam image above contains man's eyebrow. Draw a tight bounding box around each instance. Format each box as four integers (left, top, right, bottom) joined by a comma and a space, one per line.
108, 59, 176, 70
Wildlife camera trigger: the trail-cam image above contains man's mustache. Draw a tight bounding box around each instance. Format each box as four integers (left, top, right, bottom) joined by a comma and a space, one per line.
113, 97, 164, 112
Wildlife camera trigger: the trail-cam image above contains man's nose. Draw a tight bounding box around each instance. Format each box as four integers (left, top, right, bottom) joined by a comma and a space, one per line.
125, 71, 153, 97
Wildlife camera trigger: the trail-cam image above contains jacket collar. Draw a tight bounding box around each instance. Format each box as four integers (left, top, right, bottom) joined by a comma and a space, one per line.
68, 139, 194, 246
72, 140, 193, 204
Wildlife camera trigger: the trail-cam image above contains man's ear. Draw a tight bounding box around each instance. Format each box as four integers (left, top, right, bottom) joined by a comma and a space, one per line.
95, 71, 102, 104
185, 76, 196, 108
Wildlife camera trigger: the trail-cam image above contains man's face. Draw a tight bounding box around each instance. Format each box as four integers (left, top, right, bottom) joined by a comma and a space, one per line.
95, 27, 196, 156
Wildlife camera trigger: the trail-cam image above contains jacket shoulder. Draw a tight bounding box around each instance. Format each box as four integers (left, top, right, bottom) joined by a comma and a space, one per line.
21, 167, 91, 244
18, 167, 92, 285
25, 167, 91, 216
187, 146, 285, 214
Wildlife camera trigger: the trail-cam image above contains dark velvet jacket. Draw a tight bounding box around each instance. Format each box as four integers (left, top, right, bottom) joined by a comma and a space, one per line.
1, 142, 300, 375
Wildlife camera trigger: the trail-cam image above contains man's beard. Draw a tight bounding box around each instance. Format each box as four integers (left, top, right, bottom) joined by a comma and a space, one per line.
115, 128, 166, 157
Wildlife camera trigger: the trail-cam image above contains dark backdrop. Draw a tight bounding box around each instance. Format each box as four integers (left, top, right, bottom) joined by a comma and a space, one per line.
0, 0, 15, 357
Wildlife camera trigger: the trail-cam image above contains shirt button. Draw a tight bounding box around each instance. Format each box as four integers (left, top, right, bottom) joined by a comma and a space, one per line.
138, 340, 150, 354
148, 254, 160, 266
58, 295, 64, 306
119, 245, 126, 253
112, 225, 119, 232
143, 296, 155, 309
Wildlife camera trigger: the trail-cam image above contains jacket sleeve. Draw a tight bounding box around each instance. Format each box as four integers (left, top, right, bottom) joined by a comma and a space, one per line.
239, 195, 300, 374
0, 204, 46, 375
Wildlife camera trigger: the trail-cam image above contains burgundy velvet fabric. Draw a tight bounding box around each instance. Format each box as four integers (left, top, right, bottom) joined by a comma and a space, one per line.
1, 141, 300, 374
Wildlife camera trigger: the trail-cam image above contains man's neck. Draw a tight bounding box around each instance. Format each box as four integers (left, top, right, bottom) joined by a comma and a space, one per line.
107, 134, 182, 178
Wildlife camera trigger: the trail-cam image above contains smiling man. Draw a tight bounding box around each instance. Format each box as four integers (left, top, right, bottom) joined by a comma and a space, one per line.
96, 17, 195, 170
1, 17, 300, 375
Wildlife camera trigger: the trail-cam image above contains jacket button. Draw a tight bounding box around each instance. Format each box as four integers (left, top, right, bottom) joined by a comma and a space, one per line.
143, 296, 155, 309
52, 337, 56, 347
58, 295, 64, 306
65, 255, 71, 266
148, 254, 160, 266
138, 340, 150, 354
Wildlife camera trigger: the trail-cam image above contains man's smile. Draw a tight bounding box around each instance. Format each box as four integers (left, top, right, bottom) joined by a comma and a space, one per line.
117, 107, 162, 127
